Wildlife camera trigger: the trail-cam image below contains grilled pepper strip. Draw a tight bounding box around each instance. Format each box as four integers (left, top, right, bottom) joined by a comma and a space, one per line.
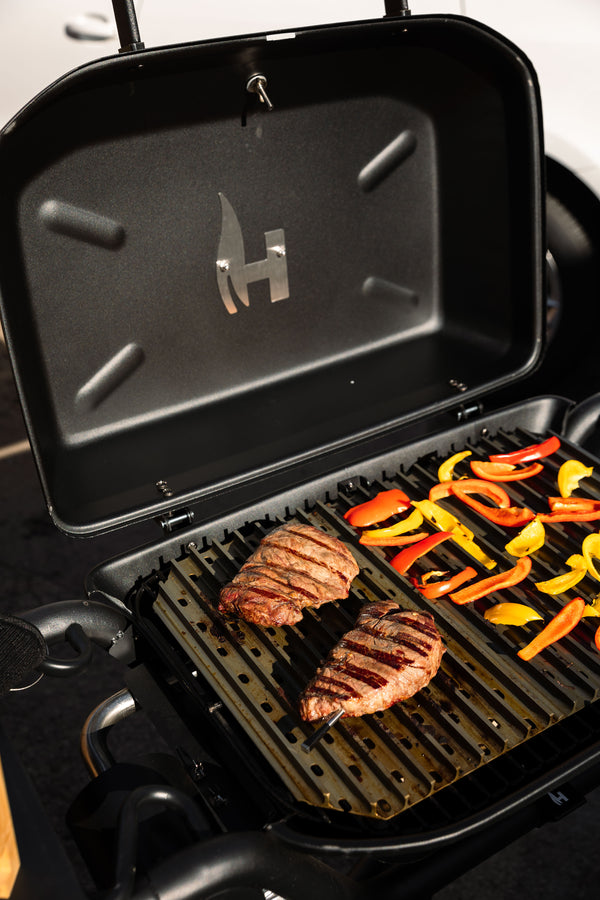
344, 489, 411, 527
595, 625, 600, 653
451, 487, 535, 528
359, 508, 424, 542
505, 517, 545, 558
412, 499, 497, 569
557, 459, 594, 498
489, 435, 561, 465
469, 460, 544, 482
429, 478, 511, 507
437, 450, 472, 483
413, 566, 478, 599
449, 556, 532, 605
535, 554, 587, 594
582, 533, 600, 581
390, 532, 452, 576
359, 531, 429, 547
583, 605, 600, 617
484, 602, 543, 625
517, 596, 585, 661
539, 497, 600, 523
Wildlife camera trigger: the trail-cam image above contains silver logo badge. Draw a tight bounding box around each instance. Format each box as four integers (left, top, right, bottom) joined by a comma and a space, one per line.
216, 192, 289, 315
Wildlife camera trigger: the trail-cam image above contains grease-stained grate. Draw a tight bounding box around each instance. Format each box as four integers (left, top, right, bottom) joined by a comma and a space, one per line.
153, 427, 600, 820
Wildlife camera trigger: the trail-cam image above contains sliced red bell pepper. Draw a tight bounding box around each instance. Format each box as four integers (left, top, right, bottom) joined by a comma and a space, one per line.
469, 460, 544, 482
449, 556, 532, 605
451, 487, 535, 528
390, 532, 453, 576
595, 624, 600, 654
344, 489, 411, 528
412, 566, 478, 599
538, 496, 600, 523
517, 596, 585, 661
489, 435, 560, 465
429, 478, 511, 507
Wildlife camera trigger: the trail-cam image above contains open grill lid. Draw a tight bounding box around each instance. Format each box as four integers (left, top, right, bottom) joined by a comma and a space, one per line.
0, 14, 544, 537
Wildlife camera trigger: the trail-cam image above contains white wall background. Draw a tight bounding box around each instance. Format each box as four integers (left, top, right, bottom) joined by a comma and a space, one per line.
0, 1, 599, 194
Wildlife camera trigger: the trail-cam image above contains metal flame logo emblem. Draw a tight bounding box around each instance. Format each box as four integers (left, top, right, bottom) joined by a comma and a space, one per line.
216, 193, 289, 315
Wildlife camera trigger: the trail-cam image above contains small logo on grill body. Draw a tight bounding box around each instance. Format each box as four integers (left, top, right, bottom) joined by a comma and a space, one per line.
216, 192, 289, 315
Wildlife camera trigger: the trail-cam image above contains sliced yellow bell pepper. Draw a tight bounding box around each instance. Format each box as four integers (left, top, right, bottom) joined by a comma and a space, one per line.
412, 499, 496, 569
359, 507, 424, 540
583, 532, 600, 581
505, 517, 545, 558
437, 450, 472, 483
557, 459, 594, 498
484, 602, 543, 626
534, 553, 587, 594
583, 605, 600, 617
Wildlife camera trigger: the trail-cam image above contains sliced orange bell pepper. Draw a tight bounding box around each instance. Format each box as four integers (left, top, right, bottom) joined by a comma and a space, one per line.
469, 460, 544, 482
517, 597, 585, 661
449, 556, 532, 605
595, 624, 600, 654
489, 435, 560, 465
344, 489, 411, 527
429, 478, 511, 507
359, 531, 429, 547
411, 566, 478, 600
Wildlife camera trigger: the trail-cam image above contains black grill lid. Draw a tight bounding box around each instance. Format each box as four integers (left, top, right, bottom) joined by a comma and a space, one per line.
0, 15, 544, 536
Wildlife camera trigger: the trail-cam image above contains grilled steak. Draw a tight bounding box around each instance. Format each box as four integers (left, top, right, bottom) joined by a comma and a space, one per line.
299, 601, 443, 721
218, 522, 360, 627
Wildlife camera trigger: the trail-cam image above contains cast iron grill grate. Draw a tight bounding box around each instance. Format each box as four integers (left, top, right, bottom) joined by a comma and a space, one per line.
152, 426, 600, 820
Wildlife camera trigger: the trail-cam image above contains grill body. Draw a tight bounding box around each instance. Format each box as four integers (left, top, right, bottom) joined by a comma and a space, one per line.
84, 396, 600, 883
2, 10, 591, 898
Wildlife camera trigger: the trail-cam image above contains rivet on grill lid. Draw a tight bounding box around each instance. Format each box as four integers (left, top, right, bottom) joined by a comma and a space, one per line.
156, 480, 174, 497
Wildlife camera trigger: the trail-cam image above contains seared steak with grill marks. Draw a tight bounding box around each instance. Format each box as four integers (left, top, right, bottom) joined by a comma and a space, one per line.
218, 523, 360, 627
299, 601, 443, 721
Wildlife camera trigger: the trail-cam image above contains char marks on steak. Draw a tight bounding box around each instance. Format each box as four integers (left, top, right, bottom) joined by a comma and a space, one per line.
299, 601, 443, 721
218, 523, 360, 627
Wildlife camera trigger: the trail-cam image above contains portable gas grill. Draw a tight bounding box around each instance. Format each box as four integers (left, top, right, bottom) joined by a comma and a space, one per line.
3, 1, 600, 898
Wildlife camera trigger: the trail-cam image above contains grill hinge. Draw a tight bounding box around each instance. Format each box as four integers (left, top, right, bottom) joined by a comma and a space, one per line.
456, 401, 483, 423
157, 508, 195, 534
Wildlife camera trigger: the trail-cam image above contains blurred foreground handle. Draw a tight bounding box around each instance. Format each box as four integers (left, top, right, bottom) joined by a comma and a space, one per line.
0, 757, 19, 899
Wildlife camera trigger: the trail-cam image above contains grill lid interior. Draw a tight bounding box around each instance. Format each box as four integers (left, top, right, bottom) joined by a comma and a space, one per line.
0, 15, 544, 536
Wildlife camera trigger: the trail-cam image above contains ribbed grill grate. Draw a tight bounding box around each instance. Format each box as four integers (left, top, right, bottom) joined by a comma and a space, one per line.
152, 426, 600, 819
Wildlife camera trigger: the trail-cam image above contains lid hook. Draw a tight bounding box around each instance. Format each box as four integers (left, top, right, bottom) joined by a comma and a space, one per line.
246, 74, 274, 112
